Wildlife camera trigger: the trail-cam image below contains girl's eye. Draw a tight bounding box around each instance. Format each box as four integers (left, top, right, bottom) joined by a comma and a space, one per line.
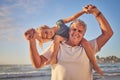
45, 31, 48, 34
73, 29, 77, 31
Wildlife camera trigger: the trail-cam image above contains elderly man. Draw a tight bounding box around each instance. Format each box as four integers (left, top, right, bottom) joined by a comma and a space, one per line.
25, 4, 113, 80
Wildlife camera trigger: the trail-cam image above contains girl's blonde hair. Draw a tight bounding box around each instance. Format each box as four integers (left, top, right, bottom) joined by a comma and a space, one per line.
36, 25, 50, 49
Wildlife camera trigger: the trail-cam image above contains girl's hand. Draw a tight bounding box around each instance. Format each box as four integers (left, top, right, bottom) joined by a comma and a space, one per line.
83, 4, 101, 17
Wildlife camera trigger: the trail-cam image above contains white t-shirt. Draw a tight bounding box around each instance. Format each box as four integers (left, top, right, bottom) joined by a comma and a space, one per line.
43, 39, 99, 80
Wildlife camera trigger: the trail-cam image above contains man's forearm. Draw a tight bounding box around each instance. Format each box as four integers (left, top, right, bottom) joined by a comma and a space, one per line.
29, 39, 41, 68
94, 9, 113, 50
95, 12, 113, 36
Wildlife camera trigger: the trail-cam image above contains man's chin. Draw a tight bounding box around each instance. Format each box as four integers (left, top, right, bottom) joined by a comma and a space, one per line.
72, 37, 80, 41
71, 39, 80, 43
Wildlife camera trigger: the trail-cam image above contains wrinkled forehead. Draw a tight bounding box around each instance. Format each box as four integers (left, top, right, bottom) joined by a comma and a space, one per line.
70, 19, 86, 30
70, 22, 86, 30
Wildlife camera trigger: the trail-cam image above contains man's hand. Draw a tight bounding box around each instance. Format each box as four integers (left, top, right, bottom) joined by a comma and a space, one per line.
24, 28, 36, 40
83, 4, 100, 17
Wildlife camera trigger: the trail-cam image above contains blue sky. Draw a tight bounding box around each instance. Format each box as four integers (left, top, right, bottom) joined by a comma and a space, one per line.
0, 0, 120, 64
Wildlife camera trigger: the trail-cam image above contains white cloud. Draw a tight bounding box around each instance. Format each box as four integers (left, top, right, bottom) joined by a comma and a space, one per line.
0, 0, 46, 41
0, 6, 10, 17
10, 0, 45, 14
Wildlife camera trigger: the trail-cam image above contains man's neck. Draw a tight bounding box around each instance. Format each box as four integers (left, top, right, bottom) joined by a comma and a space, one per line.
65, 40, 80, 47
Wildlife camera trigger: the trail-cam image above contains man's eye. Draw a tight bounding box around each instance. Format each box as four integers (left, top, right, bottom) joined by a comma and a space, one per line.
78, 30, 81, 33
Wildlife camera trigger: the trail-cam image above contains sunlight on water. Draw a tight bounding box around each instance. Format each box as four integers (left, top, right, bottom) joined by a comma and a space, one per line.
0, 63, 120, 80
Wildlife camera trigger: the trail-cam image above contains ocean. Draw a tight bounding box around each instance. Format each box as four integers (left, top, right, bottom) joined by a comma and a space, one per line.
0, 63, 120, 80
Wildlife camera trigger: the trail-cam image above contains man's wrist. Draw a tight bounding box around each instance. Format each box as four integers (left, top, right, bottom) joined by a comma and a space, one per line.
92, 8, 101, 17
29, 38, 36, 44
95, 11, 101, 17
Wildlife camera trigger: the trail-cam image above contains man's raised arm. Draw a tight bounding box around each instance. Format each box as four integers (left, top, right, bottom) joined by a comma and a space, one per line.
24, 29, 48, 68
84, 4, 113, 51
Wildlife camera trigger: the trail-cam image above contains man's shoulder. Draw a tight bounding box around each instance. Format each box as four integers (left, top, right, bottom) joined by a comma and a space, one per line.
89, 39, 97, 45
89, 39, 99, 53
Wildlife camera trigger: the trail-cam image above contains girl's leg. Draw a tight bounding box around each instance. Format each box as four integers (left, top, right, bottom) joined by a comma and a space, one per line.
47, 35, 65, 64
81, 38, 103, 76
50, 40, 60, 64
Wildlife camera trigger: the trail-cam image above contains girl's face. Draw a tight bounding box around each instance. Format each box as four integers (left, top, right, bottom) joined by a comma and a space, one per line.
41, 29, 55, 39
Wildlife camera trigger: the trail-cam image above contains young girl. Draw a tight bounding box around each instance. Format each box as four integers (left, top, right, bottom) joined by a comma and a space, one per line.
26, 10, 103, 76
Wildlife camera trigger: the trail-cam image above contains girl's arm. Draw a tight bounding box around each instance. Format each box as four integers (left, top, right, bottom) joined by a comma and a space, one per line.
62, 10, 85, 23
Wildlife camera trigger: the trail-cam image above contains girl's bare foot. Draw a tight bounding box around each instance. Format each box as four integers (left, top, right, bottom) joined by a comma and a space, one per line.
93, 66, 104, 76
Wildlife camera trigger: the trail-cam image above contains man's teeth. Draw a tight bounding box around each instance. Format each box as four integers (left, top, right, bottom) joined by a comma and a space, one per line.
73, 35, 78, 38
